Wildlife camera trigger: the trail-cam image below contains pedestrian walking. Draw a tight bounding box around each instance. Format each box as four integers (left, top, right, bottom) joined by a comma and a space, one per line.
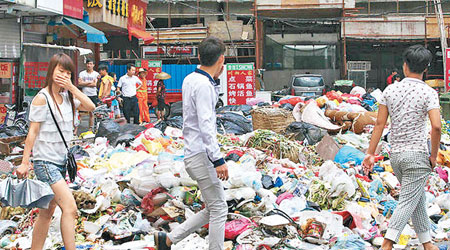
109, 72, 121, 119
153, 37, 229, 250
155, 72, 171, 121
137, 68, 151, 124
117, 64, 141, 124
386, 68, 398, 86
78, 59, 100, 131
363, 45, 441, 250
15, 53, 95, 250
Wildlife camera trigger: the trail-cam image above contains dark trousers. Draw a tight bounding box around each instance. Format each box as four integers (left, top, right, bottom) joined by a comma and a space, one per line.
123, 96, 139, 124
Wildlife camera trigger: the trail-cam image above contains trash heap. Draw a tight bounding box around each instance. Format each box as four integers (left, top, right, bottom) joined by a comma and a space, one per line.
1, 88, 450, 250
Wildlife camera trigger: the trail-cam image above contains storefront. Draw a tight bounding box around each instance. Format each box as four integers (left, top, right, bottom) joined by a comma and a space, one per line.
84, 0, 153, 61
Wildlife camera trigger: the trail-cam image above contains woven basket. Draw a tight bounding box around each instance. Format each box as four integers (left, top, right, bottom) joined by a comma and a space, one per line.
251, 107, 295, 133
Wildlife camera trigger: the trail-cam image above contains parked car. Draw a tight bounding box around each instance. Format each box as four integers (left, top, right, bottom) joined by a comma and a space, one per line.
290, 74, 326, 97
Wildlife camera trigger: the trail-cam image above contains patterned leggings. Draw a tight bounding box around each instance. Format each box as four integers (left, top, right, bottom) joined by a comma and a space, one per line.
385, 151, 432, 244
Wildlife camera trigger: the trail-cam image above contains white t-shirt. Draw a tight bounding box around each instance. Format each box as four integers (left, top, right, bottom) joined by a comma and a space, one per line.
118, 74, 142, 97
380, 77, 440, 153
79, 70, 100, 96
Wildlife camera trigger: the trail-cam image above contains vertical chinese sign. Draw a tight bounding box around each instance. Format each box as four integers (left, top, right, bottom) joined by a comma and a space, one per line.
446, 48, 450, 92
128, 0, 146, 30
136, 60, 162, 94
227, 63, 255, 105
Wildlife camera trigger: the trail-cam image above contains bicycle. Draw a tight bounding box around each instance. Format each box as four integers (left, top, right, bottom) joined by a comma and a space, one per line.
0, 102, 30, 132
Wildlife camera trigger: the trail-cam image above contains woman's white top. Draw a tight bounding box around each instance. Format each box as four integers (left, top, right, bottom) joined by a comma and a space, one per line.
28, 88, 80, 165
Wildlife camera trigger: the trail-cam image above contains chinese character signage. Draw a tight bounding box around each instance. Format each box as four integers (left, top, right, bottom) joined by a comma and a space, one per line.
136, 60, 162, 94
105, 0, 128, 17
446, 48, 450, 92
0, 63, 12, 79
24, 62, 49, 89
64, 0, 83, 19
128, 0, 146, 30
227, 63, 255, 105
0, 105, 6, 124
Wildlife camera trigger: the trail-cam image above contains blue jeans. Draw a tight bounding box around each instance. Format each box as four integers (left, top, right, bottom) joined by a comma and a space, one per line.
34, 160, 66, 185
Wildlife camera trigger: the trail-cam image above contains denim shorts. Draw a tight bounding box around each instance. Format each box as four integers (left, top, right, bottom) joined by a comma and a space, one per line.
34, 160, 66, 185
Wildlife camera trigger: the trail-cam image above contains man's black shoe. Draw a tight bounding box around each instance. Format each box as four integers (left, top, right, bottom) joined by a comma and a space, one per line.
154, 232, 171, 250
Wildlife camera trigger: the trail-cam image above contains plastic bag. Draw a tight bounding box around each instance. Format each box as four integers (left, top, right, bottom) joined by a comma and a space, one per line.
0, 177, 54, 209
130, 175, 160, 198
143, 139, 164, 155
225, 218, 253, 240
216, 112, 253, 135
169, 101, 183, 118
217, 105, 253, 116
157, 172, 181, 189
285, 122, 328, 145
334, 146, 365, 165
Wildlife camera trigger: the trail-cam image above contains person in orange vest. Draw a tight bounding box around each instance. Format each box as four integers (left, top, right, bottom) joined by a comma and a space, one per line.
137, 68, 151, 124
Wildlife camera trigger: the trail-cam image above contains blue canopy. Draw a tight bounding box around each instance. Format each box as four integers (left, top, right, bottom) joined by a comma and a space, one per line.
63, 17, 108, 44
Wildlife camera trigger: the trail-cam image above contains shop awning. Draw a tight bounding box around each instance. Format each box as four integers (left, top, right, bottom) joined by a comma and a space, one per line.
128, 27, 155, 45
63, 17, 108, 44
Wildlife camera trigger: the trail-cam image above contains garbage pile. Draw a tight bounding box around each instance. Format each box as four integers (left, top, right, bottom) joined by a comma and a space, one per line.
1, 87, 450, 250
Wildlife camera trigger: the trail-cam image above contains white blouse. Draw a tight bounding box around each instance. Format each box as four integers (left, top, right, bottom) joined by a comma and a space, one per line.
29, 88, 80, 165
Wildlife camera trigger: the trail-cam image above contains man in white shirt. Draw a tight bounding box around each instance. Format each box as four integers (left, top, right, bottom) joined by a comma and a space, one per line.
78, 59, 100, 130
117, 64, 141, 124
153, 37, 229, 250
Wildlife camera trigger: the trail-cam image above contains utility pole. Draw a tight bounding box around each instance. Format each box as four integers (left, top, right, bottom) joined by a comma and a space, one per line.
434, 0, 447, 75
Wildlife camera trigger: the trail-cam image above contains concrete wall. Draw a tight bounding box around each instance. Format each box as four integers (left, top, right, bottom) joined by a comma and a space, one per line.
263, 69, 340, 91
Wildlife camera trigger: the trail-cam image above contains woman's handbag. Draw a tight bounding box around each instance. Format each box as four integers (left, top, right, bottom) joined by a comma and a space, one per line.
42, 93, 77, 183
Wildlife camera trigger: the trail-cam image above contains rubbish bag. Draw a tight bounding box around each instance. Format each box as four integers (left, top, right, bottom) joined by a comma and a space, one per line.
225, 218, 253, 240
280, 103, 294, 111
334, 146, 365, 165
169, 101, 183, 118
114, 134, 135, 147
0, 177, 54, 209
217, 112, 253, 135
217, 105, 253, 116
95, 119, 120, 143
166, 116, 183, 129
285, 122, 328, 145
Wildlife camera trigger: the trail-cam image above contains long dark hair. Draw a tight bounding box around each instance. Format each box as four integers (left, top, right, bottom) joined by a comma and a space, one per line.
44, 53, 76, 120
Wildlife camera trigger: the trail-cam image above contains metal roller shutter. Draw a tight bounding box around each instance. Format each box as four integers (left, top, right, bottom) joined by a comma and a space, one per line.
24, 32, 45, 44
0, 18, 21, 58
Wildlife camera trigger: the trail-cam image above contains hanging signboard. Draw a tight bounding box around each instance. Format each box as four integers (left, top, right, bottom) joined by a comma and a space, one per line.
63, 0, 83, 19
128, 0, 146, 31
136, 60, 162, 94
226, 63, 255, 105
446, 48, 450, 92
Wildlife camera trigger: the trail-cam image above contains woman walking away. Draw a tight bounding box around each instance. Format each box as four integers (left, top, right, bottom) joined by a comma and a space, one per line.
15, 53, 95, 250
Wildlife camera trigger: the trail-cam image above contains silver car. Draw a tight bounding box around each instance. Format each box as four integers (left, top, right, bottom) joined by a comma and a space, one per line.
290, 74, 325, 98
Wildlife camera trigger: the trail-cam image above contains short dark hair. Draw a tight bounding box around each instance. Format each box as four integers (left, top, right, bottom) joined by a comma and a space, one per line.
86, 59, 93, 64
98, 65, 108, 72
403, 45, 432, 74
127, 63, 135, 71
392, 68, 398, 73
109, 72, 116, 77
394, 74, 401, 80
198, 37, 226, 67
